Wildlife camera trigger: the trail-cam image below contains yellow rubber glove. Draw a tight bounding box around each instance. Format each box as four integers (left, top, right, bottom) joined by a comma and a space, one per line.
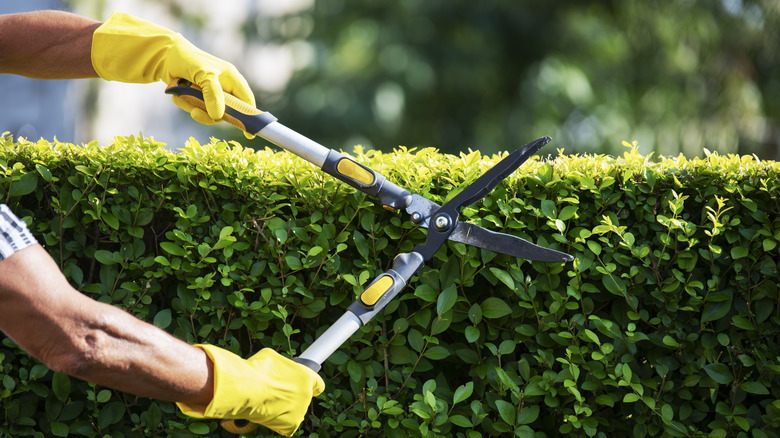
91, 11, 256, 127
177, 346, 325, 437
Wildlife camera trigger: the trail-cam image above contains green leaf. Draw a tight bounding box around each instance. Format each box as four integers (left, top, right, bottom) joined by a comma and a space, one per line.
662, 335, 680, 348
103, 213, 120, 230
35, 164, 52, 182
449, 414, 473, 427
596, 394, 617, 407
661, 403, 674, 422
731, 315, 756, 331
481, 297, 512, 319
219, 226, 234, 239
733, 416, 750, 431
160, 242, 186, 256
284, 254, 302, 270
50, 421, 69, 437
555, 219, 566, 233
414, 284, 437, 302
453, 382, 473, 405
623, 393, 640, 403
583, 329, 601, 345
9, 172, 38, 196
702, 299, 732, 323
465, 325, 480, 343
96, 389, 112, 403
499, 339, 516, 355
730, 246, 749, 259
153, 309, 172, 329
353, 230, 369, 260
602, 275, 626, 297
740, 381, 769, 394
97, 401, 126, 429
495, 400, 516, 426
347, 360, 363, 383
52, 372, 71, 402
517, 404, 540, 425
30, 364, 49, 380
437, 284, 457, 315
540, 199, 556, 219
559, 205, 578, 221
489, 267, 515, 290
704, 363, 734, 384
94, 250, 116, 265
3, 375, 15, 391
468, 303, 482, 324
188, 422, 211, 434
587, 240, 602, 256
423, 346, 450, 360
408, 329, 424, 352
495, 367, 521, 395
197, 243, 211, 258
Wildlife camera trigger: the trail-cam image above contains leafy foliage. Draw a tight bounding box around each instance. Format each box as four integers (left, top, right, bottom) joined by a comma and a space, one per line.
1, 134, 779, 437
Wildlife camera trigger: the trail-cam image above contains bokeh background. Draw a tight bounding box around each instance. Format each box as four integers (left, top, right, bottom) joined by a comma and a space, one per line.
2, 0, 779, 159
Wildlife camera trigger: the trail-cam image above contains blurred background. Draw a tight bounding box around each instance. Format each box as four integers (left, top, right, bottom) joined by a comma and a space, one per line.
1, 0, 779, 159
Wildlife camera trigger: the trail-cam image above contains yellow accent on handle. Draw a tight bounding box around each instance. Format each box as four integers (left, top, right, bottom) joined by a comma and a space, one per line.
337, 159, 375, 185
169, 80, 261, 132
361, 275, 394, 307
221, 419, 260, 434
224, 93, 262, 116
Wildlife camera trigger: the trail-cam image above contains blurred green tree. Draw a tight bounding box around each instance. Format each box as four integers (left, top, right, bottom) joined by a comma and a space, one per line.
183, 0, 780, 159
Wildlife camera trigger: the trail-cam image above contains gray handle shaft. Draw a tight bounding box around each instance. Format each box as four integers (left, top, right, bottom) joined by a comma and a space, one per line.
294, 252, 424, 372
258, 122, 331, 167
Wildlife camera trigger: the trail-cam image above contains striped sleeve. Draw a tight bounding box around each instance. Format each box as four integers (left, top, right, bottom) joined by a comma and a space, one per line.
0, 204, 38, 262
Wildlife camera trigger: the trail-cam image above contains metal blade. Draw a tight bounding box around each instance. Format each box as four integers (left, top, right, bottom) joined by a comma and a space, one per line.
444, 137, 550, 211
448, 222, 574, 262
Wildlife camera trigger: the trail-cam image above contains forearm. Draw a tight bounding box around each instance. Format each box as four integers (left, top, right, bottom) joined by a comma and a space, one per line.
62, 299, 215, 405
0, 245, 213, 405
0, 10, 100, 79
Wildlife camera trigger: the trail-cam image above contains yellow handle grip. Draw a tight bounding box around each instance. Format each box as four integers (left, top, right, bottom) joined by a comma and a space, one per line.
165, 79, 277, 135
360, 275, 395, 307
221, 419, 260, 434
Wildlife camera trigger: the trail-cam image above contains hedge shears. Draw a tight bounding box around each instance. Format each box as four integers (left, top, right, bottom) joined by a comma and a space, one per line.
166, 79, 574, 433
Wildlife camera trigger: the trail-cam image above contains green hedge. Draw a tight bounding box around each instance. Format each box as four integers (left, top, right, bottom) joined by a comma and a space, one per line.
1, 134, 779, 438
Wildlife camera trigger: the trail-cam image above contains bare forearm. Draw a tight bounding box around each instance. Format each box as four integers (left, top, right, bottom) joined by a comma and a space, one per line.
0, 10, 100, 79
62, 300, 215, 405
0, 246, 213, 405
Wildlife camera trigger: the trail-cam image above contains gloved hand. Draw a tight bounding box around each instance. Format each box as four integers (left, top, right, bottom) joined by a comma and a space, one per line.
176, 346, 325, 437
91, 12, 256, 128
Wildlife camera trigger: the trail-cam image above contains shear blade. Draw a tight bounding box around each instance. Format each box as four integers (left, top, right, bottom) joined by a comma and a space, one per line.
448, 222, 574, 263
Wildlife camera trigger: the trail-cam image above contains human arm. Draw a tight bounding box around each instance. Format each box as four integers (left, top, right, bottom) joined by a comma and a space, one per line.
0, 244, 215, 405
0, 10, 100, 79
0, 10, 255, 123
0, 205, 324, 435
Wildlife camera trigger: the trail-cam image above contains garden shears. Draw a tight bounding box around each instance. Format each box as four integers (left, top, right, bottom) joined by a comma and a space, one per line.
166, 79, 574, 433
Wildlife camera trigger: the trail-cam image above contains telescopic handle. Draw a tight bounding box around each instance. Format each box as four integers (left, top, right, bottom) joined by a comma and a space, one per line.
295, 251, 425, 372
165, 79, 412, 210
218, 252, 423, 434
166, 79, 423, 434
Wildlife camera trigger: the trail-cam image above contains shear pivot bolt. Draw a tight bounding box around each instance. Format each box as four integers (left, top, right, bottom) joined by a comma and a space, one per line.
434, 214, 451, 231
411, 212, 423, 224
